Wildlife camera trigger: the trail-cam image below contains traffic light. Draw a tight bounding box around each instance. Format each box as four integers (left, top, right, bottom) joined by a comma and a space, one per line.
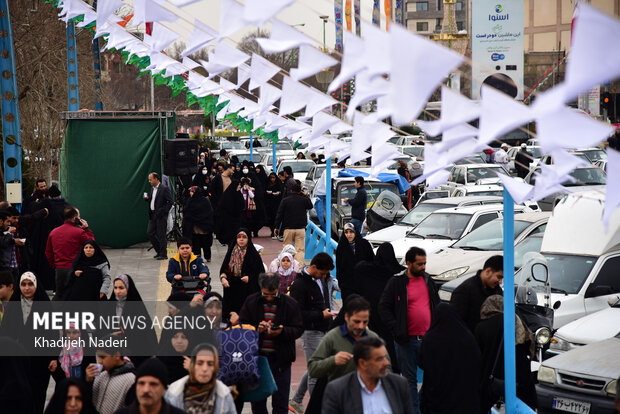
601, 92, 615, 122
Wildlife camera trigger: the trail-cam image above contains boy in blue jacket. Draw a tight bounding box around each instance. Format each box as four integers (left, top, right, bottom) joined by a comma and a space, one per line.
166, 237, 209, 294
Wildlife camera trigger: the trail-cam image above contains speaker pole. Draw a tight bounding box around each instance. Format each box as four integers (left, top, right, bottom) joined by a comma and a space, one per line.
250, 131, 254, 162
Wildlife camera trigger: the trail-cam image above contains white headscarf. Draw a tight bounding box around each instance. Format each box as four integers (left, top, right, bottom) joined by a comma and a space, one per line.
276, 252, 296, 277
19, 272, 37, 324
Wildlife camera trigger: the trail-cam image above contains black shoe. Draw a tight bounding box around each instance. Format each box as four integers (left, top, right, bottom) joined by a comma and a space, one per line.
155, 255, 167, 260
153, 254, 159, 258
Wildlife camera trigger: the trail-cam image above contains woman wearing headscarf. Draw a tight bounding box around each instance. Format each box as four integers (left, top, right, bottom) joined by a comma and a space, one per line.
157, 327, 193, 384
418, 303, 481, 414
335, 222, 374, 301
475, 295, 537, 413
63, 240, 110, 301
213, 168, 244, 247
239, 177, 257, 232
44, 377, 96, 414
264, 173, 283, 238
397, 160, 413, 210
3, 272, 56, 413
352, 242, 404, 369
267, 244, 302, 274
239, 162, 265, 237
219, 229, 264, 318
107, 274, 157, 368
254, 165, 269, 192
193, 165, 213, 196
183, 186, 215, 262
165, 343, 236, 414
49, 324, 95, 383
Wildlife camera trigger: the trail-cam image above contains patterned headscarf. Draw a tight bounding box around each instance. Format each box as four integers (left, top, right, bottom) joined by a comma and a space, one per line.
59, 323, 84, 378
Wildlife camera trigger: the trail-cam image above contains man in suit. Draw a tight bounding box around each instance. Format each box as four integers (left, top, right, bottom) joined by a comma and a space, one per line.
145, 172, 173, 260
322, 336, 413, 414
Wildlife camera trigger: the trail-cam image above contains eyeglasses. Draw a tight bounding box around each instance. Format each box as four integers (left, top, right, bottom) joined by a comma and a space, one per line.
261, 291, 279, 298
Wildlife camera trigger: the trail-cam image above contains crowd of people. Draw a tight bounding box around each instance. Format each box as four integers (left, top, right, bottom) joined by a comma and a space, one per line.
0, 149, 551, 414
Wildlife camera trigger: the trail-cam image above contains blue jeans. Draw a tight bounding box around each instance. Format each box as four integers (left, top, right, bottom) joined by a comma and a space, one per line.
396, 338, 422, 414
292, 330, 325, 404
351, 218, 363, 234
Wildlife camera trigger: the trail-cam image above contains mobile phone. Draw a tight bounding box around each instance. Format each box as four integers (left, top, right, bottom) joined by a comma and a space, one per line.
270, 323, 281, 330
74, 218, 82, 227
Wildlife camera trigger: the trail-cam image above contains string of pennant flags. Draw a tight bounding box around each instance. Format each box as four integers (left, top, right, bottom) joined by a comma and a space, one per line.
48, 0, 620, 228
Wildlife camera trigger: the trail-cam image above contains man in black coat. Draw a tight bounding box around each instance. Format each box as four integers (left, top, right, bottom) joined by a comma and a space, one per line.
240, 272, 304, 414
274, 183, 313, 264
342, 176, 367, 234
515, 144, 534, 178
145, 172, 173, 260
450, 255, 504, 333
322, 336, 413, 414
378, 246, 439, 414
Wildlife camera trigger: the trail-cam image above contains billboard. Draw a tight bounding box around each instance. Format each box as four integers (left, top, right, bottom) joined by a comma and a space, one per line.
471, 1, 524, 100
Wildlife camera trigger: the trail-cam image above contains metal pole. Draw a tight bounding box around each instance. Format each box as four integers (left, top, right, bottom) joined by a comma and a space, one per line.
272, 140, 277, 172
92, 0, 103, 110
66, 21, 80, 111
325, 157, 332, 255
250, 131, 253, 162
0, 0, 22, 199
150, 76, 155, 111
503, 188, 517, 413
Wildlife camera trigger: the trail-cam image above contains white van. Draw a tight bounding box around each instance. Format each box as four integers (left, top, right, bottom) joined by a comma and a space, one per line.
516, 190, 620, 328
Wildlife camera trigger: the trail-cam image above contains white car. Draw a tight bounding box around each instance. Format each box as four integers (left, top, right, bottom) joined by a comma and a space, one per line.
391, 204, 529, 263
364, 196, 504, 249
548, 296, 620, 356
427, 212, 550, 284
277, 159, 316, 181
441, 163, 507, 191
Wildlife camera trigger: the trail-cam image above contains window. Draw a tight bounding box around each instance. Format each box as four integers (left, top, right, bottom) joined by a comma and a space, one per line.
416, 22, 429, 32
457, 21, 464, 31
590, 256, 620, 294
416, 2, 429, 11
471, 213, 499, 231
455, 1, 463, 11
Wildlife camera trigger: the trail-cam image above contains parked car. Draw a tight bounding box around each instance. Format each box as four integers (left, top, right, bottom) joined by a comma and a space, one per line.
219, 140, 246, 152
548, 296, 620, 357
506, 145, 543, 175
438, 232, 546, 302
450, 184, 504, 198
267, 140, 295, 158
536, 334, 619, 413
514, 190, 620, 328
364, 196, 504, 249
414, 189, 451, 206
538, 150, 591, 166
427, 212, 550, 284
395, 135, 424, 146
442, 163, 507, 191
390, 203, 529, 263
523, 165, 607, 211
303, 163, 326, 193
399, 145, 425, 160
594, 159, 607, 172
277, 159, 316, 181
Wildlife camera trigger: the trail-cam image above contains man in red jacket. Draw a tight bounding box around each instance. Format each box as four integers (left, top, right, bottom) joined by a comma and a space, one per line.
46, 206, 94, 300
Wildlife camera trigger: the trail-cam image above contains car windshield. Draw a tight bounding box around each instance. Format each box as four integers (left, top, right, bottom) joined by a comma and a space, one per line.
527, 147, 543, 159
337, 183, 399, 204
388, 136, 400, 144
408, 213, 471, 239
563, 167, 607, 186
452, 220, 531, 250
403, 147, 424, 158
313, 165, 326, 178
220, 141, 245, 150
279, 160, 315, 173
271, 142, 293, 151
455, 155, 486, 165
464, 190, 504, 197
399, 203, 449, 226
466, 166, 505, 181
234, 153, 252, 162
513, 235, 544, 269
582, 149, 607, 162
515, 253, 596, 294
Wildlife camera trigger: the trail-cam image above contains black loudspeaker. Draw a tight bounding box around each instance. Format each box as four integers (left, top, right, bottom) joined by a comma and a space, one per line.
163, 139, 199, 176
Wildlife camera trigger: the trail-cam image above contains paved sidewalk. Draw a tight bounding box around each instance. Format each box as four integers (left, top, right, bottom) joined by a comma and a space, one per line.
46, 227, 312, 413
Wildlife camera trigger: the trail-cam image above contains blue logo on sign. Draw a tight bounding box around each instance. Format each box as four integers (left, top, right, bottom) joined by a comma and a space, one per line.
491, 53, 505, 61
495, 5, 503, 13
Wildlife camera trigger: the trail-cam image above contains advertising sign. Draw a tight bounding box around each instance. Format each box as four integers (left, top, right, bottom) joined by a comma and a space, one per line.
471, 1, 524, 100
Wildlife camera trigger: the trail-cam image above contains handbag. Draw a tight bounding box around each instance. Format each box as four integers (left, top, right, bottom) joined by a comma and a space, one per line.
218, 324, 260, 388
242, 356, 278, 402
489, 337, 505, 398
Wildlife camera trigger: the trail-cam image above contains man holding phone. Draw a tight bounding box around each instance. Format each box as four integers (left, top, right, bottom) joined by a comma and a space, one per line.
239, 272, 304, 414
46, 206, 94, 300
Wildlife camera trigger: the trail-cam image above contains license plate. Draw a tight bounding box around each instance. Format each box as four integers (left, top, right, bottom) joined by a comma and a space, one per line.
552, 397, 591, 414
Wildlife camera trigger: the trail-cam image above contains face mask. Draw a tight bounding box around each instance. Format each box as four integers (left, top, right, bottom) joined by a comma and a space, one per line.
202, 170, 208, 175
242, 168, 249, 174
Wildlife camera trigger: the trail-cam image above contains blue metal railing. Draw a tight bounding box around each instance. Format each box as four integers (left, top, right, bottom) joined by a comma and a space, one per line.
305, 220, 337, 276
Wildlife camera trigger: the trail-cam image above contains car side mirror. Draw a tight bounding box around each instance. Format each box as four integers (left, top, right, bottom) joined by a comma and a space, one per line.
585, 284, 614, 298
531, 263, 549, 284
553, 301, 562, 310
608, 295, 620, 307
